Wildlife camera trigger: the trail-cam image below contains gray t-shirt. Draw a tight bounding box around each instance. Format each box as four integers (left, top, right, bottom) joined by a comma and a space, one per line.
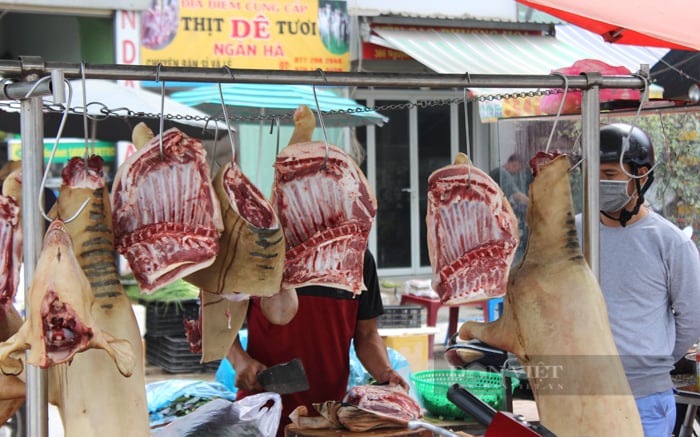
576, 210, 700, 398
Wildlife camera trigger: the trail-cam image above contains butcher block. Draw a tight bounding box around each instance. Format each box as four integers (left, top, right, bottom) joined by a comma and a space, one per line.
285, 426, 432, 436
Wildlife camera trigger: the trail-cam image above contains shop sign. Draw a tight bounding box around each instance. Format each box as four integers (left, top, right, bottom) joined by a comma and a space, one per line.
8, 138, 116, 164
137, 0, 350, 71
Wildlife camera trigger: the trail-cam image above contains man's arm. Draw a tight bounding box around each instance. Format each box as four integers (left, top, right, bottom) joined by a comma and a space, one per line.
353, 318, 409, 391
669, 240, 700, 361
226, 336, 267, 392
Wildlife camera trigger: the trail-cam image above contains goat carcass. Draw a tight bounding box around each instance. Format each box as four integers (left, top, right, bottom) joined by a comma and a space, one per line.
459, 153, 643, 436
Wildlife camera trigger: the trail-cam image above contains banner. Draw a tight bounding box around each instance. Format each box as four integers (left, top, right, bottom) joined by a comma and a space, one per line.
139, 0, 350, 71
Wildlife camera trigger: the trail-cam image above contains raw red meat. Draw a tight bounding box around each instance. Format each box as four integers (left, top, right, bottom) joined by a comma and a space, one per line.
271, 141, 376, 295
0, 195, 20, 308
426, 153, 519, 304
112, 128, 223, 294
343, 385, 422, 423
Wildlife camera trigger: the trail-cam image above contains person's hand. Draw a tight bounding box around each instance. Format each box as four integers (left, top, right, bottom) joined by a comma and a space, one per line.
234, 355, 267, 392
378, 368, 410, 392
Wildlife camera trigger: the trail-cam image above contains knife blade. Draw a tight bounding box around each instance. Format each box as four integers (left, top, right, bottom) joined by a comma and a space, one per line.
257, 358, 309, 395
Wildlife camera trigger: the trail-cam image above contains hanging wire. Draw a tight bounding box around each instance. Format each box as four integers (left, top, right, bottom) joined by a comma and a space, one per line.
462, 86, 472, 187
38, 78, 89, 223
207, 116, 221, 177
313, 68, 330, 168
156, 63, 165, 160
657, 112, 671, 173
545, 72, 569, 153
618, 74, 659, 179
80, 61, 90, 167
270, 116, 281, 155
218, 82, 237, 163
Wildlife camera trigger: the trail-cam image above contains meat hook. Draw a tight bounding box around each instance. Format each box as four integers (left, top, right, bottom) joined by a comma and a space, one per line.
217, 81, 237, 163
545, 71, 569, 154
206, 116, 221, 177
270, 116, 281, 155
313, 68, 330, 169
79, 61, 94, 167
155, 63, 165, 161
618, 74, 658, 179
38, 77, 89, 224
463, 86, 472, 188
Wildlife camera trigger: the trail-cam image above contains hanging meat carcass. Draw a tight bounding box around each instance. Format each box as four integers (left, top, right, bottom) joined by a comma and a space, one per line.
0, 219, 135, 377
178, 114, 283, 359
185, 160, 285, 297
426, 153, 519, 304
0, 303, 24, 427
0, 167, 25, 426
459, 153, 643, 436
271, 106, 377, 296
112, 127, 224, 294
47, 155, 150, 437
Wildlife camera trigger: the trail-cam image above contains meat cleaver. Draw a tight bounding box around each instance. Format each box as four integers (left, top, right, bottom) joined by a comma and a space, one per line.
257, 358, 309, 395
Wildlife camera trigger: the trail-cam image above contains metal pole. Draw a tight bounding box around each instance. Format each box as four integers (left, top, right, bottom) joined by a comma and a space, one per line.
0, 59, 647, 90
581, 73, 602, 280
20, 90, 48, 437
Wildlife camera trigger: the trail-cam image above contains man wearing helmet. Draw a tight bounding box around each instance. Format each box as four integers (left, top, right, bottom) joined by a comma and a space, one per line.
577, 123, 700, 436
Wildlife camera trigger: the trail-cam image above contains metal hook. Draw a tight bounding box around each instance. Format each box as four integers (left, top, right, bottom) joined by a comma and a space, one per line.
313, 68, 330, 168
156, 63, 165, 160
462, 87, 472, 187
80, 61, 91, 166
20, 75, 52, 99
39, 78, 88, 223
217, 82, 237, 163
207, 116, 221, 177
545, 72, 569, 153
270, 116, 281, 155
222, 65, 234, 81
618, 74, 658, 179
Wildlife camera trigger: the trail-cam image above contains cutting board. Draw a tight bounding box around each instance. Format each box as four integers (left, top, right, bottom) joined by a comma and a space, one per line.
284, 425, 432, 436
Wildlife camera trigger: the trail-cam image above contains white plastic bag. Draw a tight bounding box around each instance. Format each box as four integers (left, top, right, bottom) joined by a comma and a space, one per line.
153, 392, 282, 437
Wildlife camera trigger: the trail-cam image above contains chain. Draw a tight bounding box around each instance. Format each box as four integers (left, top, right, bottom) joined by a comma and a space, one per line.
0, 88, 563, 125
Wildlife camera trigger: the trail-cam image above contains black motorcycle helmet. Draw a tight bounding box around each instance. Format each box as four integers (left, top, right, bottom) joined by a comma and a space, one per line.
600, 123, 655, 168
599, 123, 655, 226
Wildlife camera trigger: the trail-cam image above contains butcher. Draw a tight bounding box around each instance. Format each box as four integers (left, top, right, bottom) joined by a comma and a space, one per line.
226, 248, 408, 436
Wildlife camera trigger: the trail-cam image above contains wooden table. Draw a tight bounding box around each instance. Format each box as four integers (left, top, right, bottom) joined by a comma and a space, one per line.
285, 425, 432, 436
286, 419, 485, 436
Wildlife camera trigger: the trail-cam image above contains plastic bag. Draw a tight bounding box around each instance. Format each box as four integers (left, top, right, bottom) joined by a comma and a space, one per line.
152, 393, 282, 437
146, 379, 238, 427
214, 329, 248, 394
347, 341, 414, 397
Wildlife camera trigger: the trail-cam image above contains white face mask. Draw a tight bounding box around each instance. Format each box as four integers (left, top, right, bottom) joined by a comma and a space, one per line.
599, 179, 633, 213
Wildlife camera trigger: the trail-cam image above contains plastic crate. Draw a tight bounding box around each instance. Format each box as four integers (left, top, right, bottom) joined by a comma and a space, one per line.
143, 299, 200, 337
410, 369, 519, 420
376, 305, 423, 329
145, 334, 218, 374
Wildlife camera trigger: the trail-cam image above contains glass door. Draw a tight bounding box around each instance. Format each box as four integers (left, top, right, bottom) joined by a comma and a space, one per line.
357, 90, 467, 276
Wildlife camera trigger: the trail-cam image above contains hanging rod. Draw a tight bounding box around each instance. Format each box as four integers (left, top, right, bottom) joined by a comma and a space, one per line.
0, 58, 648, 90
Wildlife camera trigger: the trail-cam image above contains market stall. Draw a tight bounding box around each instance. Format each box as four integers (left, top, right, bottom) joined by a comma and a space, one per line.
0, 57, 648, 437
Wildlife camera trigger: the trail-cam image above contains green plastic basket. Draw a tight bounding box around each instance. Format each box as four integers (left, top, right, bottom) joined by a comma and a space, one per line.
410, 369, 519, 420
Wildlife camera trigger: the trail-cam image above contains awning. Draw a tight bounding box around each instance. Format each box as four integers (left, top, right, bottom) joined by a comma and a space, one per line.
371, 27, 586, 76
370, 25, 667, 120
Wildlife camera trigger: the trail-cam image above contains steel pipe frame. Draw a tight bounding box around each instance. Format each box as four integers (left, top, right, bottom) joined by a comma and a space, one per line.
0, 59, 646, 90
3, 58, 636, 437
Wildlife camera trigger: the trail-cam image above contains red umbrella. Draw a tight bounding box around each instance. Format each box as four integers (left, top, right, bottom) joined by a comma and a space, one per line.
518, 0, 699, 51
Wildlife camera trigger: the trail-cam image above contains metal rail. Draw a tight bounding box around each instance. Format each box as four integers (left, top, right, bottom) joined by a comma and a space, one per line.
0, 58, 647, 90
0, 56, 644, 437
